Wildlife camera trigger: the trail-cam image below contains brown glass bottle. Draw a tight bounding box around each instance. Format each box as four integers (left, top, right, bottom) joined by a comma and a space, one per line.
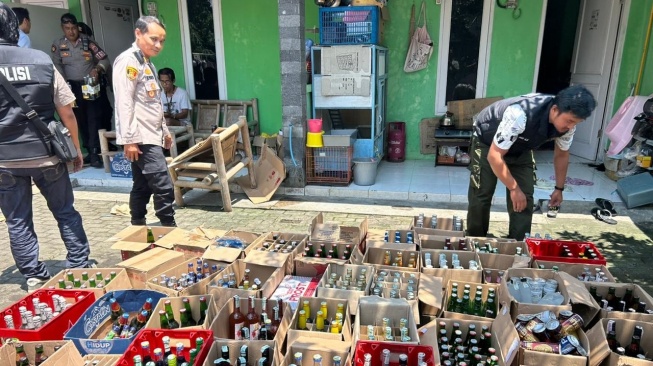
15, 343, 27, 366
229, 295, 246, 340
246, 295, 261, 340
606, 320, 621, 352
625, 325, 643, 357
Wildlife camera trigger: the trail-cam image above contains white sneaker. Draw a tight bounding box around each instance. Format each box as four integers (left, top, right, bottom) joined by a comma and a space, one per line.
26, 277, 50, 292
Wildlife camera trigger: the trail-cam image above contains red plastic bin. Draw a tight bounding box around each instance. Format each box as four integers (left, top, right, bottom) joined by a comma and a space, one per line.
354, 340, 435, 366
525, 238, 607, 265
116, 329, 213, 366
0, 289, 94, 341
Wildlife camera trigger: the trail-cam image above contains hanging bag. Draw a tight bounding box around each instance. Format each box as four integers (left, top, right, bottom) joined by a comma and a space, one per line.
404, 1, 433, 73
0, 72, 78, 163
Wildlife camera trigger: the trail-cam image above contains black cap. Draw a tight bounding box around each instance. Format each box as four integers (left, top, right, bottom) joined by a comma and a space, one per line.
60, 13, 77, 25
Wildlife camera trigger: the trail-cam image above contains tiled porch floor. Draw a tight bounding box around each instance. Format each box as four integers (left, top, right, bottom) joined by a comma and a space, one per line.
70, 150, 620, 204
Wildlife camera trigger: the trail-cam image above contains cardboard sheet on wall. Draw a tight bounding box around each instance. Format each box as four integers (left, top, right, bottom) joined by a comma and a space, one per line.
321, 75, 371, 97
321, 45, 372, 75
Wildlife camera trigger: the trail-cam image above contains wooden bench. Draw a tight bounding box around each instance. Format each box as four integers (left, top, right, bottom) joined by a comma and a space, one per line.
167, 116, 256, 212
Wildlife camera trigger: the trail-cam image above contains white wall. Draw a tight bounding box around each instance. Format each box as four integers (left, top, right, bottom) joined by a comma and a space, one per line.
10, 3, 68, 55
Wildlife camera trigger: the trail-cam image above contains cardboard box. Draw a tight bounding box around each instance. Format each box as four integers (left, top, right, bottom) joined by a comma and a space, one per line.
202, 340, 275, 366
368, 269, 443, 322
82, 353, 121, 365
244, 232, 308, 275
144, 295, 217, 330
308, 213, 368, 248
518, 316, 591, 366
40, 268, 132, 299
368, 229, 419, 246
64, 290, 167, 356
354, 297, 419, 345
479, 250, 530, 272
253, 135, 284, 159
447, 96, 503, 130
316, 263, 374, 316
582, 282, 653, 323
293, 240, 354, 278
533, 260, 616, 282
415, 228, 466, 240
321, 45, 373, 75
421, 249, 483, 285
419, 117, 438, 155
442, 279, 500, 321
201, 229, 262, 265
499, 268, 600, 326
145, 257, 222, 297
419, 235, 471, 251
270, 275, 320, 312
116, 247, 187, 289
212, 296, 291, 342
587, 318, 653, 366
418, 307, 521, 366
108, 226, 178, 261
478, 253, 513, 284
0, 340, 84, 366
279, 336, 352, 366
234, 146, 286, 204
363, 247, 420, 272
413, 215, 466, 233
286, 296, 352, 345
207, 260, 285, 312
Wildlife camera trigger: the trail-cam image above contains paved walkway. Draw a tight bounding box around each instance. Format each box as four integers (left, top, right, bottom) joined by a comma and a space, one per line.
0, 187, 651, 310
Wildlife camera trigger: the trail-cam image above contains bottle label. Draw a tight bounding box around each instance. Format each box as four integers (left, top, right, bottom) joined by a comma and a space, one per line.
234, 322, 244, 340
249, 322, 260, 341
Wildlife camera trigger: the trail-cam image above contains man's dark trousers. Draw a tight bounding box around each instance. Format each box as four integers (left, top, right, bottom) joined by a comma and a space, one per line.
69, 81, 103, 153
0, 164, 90, 280
129, 144, 175, 225
466, 137, 535, 240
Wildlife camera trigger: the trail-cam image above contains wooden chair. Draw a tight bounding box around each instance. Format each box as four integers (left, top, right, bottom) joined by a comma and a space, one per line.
98, 129, 117, 173
168, 116, 256, 212
192, 99, 260, 144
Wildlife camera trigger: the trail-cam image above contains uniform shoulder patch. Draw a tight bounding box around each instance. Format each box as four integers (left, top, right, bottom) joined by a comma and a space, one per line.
126, 66, 138, 80
51, 45, 56, 53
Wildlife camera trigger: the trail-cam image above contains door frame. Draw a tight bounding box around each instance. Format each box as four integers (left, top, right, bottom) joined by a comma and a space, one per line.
434, 0, 495, 114
178, 0, 228, 99
532, 0, 631, 162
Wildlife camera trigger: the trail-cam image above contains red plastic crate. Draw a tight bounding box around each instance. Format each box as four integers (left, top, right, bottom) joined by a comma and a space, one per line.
116, 329, 213, 366
526, 238, 607, 265
0, 289, 95, 341
354, 341, 435, 366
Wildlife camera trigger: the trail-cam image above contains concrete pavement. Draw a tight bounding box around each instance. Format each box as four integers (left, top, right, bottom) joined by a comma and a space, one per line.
0, 187, 651, 310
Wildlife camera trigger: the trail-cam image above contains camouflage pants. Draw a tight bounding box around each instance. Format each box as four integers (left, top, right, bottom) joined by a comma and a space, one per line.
466, 136, 536, 240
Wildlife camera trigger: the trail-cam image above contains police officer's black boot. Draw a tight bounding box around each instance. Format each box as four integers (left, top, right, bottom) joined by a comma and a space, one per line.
89, 148, 103, 168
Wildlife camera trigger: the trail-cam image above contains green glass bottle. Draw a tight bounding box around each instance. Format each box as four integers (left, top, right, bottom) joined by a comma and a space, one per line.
164, 300, 180, 329
198, 297, 208, 325
179, 308, 192, 328
89, 278, 97, 288
189, 348, 198, 366
81, 271, 89, 282
146, 227, 155, 244
182, 298, 197, 326
58, 279, 66, 289
332, 245, 339, 260
473, 297, 483, 316
462, 295, 471, 314
73, 278, 82, 288
66, 270, 74, 282
158, 310, 171, 329
96, 272, 104, 282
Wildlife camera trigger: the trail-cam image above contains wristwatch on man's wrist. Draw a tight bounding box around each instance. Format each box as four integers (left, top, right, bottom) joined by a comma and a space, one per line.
554, 185, 564, 192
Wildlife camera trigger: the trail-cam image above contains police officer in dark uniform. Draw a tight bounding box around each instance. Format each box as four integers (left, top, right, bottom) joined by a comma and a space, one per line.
51, 13, 111, 168
466, 85, 596, 240
0, 4, 93, 290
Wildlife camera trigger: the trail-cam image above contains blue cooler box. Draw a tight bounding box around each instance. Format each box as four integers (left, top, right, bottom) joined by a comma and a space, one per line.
110, 153, 132, 178
64, 290, 166, 355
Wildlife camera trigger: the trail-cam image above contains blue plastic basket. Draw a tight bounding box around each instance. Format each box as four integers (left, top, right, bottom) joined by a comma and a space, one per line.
319, 6, 381, 45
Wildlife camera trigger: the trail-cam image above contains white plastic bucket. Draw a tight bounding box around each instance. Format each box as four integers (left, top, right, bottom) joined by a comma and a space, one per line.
353, 158, 378, 186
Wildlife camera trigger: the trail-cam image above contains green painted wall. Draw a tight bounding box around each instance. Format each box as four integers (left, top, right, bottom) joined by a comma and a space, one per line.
221, 0, 282, 134
486, 1, 544, 97
613, 1, 653, 114
384, 2, 441, 160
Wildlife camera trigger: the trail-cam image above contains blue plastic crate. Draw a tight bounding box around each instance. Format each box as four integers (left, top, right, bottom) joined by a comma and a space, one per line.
319, 6, 381, 45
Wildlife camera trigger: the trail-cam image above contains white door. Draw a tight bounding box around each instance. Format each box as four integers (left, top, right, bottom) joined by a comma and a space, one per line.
568, 0, 622, 160
87, 0, 139, 66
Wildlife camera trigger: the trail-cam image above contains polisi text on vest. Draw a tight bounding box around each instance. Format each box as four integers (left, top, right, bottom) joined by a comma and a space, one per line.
0, 66, 31, 81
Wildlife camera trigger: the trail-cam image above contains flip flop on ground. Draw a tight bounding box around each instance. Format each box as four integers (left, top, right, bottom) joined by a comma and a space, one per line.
595, 198, 617, 216
591, 207, 617, 225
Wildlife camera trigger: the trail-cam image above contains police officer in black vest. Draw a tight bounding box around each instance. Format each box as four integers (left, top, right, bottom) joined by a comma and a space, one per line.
51, 13, 111, 168
467, 85, 596, 240
0, 4, 93, 290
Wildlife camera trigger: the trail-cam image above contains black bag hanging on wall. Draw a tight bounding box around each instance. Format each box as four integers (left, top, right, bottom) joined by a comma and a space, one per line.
0, 72, 78, 163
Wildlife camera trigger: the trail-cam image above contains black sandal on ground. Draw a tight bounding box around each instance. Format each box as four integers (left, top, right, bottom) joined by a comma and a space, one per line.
595, 198, 617, 216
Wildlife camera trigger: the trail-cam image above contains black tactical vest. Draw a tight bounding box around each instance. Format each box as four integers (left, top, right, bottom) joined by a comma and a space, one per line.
474, 94, 565, 155
0, 44, 56, 162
